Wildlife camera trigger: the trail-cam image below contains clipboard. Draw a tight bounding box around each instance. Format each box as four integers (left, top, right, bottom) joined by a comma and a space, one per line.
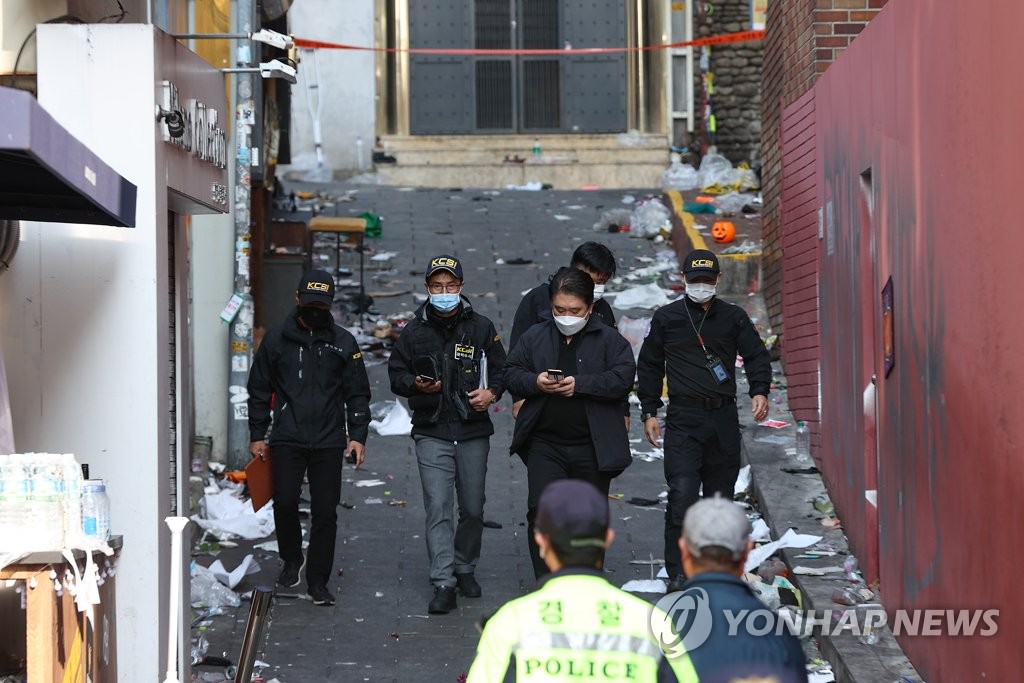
245, 451, 273, 512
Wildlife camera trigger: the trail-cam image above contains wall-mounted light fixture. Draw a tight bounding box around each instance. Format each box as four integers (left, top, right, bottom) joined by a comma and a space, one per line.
172, 29, 294, 50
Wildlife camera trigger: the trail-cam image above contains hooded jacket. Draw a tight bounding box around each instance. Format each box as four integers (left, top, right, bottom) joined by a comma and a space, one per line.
388, 297, 507, 441
247, 307, 371, 448
504, 317, 635, 474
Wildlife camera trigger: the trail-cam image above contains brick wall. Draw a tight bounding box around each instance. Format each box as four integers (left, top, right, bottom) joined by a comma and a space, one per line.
760, 0, 888, 338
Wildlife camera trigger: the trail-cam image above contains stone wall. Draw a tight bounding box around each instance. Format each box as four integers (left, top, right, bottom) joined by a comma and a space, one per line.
691, 0, 763, 165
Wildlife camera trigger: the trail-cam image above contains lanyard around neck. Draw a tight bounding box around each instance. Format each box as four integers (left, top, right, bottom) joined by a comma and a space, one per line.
684, 300, 712, 354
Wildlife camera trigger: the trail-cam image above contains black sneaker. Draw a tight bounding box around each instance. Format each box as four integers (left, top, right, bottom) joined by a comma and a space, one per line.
307, 584, 336, 606
277, 557, 306, 588
666, 574, 688, 593
428, 586, 457, 614
455, 573, 482, 598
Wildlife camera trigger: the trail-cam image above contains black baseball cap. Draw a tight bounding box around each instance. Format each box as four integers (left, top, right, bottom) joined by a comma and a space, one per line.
425, 254, 464, 281
297, 269, 335, 305
682, 249, 721, 281
535, 479, 609, 549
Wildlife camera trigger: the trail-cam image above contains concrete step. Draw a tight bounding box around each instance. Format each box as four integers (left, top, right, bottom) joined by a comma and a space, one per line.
376, 133, 669, 189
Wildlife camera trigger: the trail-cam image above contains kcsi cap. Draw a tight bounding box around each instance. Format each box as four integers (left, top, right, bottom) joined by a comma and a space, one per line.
682, 494, 752, 560
682, 249, 721, 281
297, 269, 336, 305
425, 255, 464, 281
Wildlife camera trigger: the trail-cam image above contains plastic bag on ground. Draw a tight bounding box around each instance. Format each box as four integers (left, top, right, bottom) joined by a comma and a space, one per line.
617, 316, 652, 359
369, 399, 413, 436
592, 208, 632, 232
190, 562, 241, 608
610, 283, 673, 310
629, 198, 672, 239
661, 161, 699, 191
698, 153, 737, 194
191, 489, 276, 540
715, 192, 758, 214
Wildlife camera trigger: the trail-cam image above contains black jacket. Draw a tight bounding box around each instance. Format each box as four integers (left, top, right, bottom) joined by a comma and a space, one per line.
247, 308, 371, 448
508, 280, 617, 354
677, 572, 808, 683
388, 297, 507, 441
637, 296, 771, 418
504, 317, 635, 474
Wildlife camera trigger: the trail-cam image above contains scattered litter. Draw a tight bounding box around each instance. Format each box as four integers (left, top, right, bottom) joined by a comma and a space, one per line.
254, 540, 279, 552
364, 498, 384, 505
629, 198, 672, 239
745, 529, 823, 573
630, 447, 663, 462
793, 565, 845, 576
190, 562, 241, 609
553, 214, 572, 221
683, 202, 719, 214
208, 554, 261, 589
496, 257, 533, 265
191, 489, 276, 540
759, 419, 791, 429
592, 208, 632, 233
751, 518, 771, 542
661, 161, 700, 191
375, 591, 385, 598
698, 153, 737, 193
370, 252, 398, 262
369, 400, 413, 436
626, 497, 661, 507
483, 520, 503, 529
734, 465, 752, 495
621, 579, 667, 594
507, 181, 544, 191
388, 499, 407, 507
621, 194, 636, 204
721, 240, 762, 255
715, 192, 759, 214
610, 283, 674, 310
812, 495, 835, 516
354, 479, 387, 488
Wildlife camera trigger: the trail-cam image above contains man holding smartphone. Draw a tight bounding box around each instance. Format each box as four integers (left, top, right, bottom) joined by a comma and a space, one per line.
636, 250, 772, 593
388, 255, 507, 614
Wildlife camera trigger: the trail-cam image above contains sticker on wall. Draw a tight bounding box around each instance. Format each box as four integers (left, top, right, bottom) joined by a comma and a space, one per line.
233, 403, 249, 421
220, 293, 246, 324
231, 355, 249, 373
229, 385, 249, 404
231, 341, 249, 354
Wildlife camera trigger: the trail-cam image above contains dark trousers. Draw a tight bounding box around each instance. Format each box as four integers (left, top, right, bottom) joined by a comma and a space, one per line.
662, 404, 741, 578
525, 439, 613, 579
271, 444, 344, 588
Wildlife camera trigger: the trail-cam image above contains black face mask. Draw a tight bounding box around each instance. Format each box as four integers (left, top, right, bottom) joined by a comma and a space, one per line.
299, 305, 333, 330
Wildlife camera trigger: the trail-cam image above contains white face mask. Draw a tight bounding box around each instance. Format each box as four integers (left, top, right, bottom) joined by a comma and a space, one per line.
592, 283, 606, 300
686, 282, 717, 304
553, 314, 589, 336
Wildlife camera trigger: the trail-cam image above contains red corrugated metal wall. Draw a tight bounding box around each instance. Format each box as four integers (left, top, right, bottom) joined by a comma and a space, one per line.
779, 91, 820, 453
798, 1, 1024, 679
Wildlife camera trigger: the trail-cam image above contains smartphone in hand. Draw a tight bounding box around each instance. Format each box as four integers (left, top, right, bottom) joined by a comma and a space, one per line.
547, 369, 565, 382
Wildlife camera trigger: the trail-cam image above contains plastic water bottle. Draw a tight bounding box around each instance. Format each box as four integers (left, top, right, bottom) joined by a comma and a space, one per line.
81, 480, 111, 542
28, 453, 65, 549
61, 454, 84, 546
532, 138, 541, 158
0, 454, 28, 549
795, 421, 811, 464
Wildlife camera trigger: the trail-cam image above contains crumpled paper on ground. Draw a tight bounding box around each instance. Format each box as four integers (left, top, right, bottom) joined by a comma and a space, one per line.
609, 283, 674, 310
369, 399, 413, 436
621, 579, 668, 594
191, 489, 276, 540
745, 528, 823, 573
208, 553, 261, 589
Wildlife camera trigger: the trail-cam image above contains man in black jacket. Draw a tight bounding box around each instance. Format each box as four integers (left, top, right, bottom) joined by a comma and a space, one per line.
247, 270, 371, 607
637, 250, 771, 593
388, 255, 507, 614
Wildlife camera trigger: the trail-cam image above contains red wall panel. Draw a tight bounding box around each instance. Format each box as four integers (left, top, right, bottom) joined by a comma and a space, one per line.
807, 0, 1024, 678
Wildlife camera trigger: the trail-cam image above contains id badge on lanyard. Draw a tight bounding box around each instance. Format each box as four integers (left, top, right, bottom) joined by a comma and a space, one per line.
705, 353, 729, 384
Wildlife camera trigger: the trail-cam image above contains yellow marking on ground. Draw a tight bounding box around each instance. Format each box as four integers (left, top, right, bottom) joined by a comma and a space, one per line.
665, 190, 708, 251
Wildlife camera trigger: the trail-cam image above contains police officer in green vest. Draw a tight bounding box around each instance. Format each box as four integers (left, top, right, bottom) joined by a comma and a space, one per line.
467, 480, 699, 682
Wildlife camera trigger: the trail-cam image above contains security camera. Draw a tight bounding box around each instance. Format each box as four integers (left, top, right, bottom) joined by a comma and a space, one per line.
259, 59, 297, 84
156, 107, 186, 139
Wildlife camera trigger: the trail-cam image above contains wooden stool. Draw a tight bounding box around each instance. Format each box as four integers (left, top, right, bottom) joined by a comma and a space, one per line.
308, 215, 368, 307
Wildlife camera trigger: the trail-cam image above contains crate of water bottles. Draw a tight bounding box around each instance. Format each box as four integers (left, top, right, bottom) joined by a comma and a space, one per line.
0, 452, 110, 552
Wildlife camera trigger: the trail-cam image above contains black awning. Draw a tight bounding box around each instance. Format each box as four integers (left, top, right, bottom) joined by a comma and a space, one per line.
0, 86, 137, 227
